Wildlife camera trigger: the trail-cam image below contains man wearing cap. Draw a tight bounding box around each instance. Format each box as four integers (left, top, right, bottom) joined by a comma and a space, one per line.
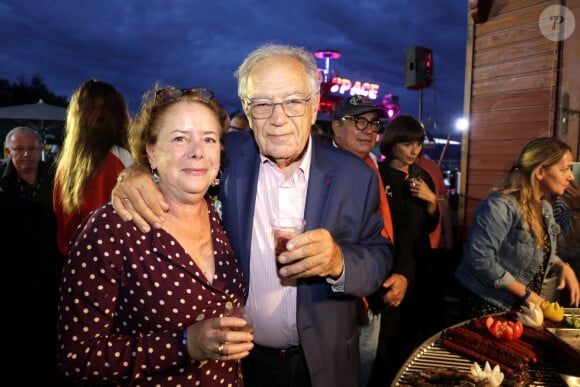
331, 95, 405, 387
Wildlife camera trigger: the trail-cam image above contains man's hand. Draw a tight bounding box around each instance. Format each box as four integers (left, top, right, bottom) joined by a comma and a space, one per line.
380, 273, 408, 307
278, 228, 344, 279
111, 165, 169, 232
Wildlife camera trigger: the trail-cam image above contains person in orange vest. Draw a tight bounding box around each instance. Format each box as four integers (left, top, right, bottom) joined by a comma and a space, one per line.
331, 95, 396, 387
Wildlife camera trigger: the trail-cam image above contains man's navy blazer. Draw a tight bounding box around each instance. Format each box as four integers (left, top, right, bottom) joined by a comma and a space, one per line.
219, 131, 393, 387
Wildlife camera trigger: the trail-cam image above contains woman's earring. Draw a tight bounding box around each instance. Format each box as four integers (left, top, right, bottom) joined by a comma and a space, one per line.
152, 168, 160, 184
211, 169, 221, 187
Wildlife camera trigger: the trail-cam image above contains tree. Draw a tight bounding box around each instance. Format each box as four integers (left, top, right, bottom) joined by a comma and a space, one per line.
0, 75, 68, 107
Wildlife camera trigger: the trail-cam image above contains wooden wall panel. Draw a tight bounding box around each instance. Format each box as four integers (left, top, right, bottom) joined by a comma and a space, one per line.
460, 0, 562, 242
468, 121, 552, 140
489, 0, 554, 17
475, 23, 544, 50
471, 90, 551, 110
476, 2, 549, 34
472, 73, 556, 95
474, 38, 557, 66
471, 107, 554, 125
558, 0, 580, 158
473, 55, 555, 80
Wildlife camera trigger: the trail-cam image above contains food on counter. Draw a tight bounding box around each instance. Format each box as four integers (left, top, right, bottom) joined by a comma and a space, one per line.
516, 302, 544, 328
470, 316, 543, 364
539, 300, 565, 322
442, 325, 529, 374
485, 316, 523, 341
399, 365, 535, 387
470, 361, 504, 387
565, 314, 580, 329
398, 367, 480, 386
398, 312, 580, 386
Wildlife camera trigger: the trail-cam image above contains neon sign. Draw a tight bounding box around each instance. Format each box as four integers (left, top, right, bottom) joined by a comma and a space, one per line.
329, 77, 380, 100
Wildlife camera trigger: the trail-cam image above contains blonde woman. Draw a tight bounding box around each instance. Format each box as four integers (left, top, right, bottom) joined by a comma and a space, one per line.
53, 79, 133, 254
455, 137, 580, 319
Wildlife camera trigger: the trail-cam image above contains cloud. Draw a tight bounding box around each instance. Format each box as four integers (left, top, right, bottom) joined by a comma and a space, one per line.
0, 0, 467, 136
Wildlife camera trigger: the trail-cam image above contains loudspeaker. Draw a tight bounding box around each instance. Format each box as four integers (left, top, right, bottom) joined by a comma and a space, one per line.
404, 47, 433, 90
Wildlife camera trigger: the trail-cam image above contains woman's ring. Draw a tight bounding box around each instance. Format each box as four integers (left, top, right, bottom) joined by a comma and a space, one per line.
217, 342, 224, 356
121, 197, 130, 202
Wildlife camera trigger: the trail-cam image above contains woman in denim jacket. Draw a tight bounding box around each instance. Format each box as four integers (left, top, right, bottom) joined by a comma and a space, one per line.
455, 137, 580, 319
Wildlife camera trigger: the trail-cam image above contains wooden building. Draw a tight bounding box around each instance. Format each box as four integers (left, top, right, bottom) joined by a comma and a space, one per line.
458, 0, 580, 240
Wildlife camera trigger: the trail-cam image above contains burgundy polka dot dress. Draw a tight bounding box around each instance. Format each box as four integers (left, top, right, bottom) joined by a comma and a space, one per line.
57, 196, 247, 386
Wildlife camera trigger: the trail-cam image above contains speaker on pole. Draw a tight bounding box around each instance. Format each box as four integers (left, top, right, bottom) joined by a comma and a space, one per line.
404, 47, 433, 90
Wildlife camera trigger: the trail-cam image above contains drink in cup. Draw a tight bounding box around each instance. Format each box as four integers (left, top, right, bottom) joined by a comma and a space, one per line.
271, 217, 306, 271
224, 305, 254, 333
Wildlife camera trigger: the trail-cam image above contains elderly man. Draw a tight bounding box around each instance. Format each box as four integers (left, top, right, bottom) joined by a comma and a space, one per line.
331, 96, 410, 387
111, 44, 393, 387
1, 126, 54, 209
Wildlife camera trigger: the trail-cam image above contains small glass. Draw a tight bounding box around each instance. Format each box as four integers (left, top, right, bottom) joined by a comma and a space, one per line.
224, 305, 254, 333
271, 217, 306, 271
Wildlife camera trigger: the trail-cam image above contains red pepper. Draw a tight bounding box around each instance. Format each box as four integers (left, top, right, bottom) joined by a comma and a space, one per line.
485, 316, 523, 341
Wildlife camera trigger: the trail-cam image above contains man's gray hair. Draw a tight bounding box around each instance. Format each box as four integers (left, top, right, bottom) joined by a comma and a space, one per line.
235, 43, 321, 99
5, 126, 43, 146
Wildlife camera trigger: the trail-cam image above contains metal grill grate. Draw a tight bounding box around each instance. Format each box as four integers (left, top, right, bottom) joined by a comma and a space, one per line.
393, 336, 567, 386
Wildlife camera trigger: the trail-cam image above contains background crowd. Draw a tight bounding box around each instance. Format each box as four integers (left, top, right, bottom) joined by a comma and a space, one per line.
1, 42, 579, 387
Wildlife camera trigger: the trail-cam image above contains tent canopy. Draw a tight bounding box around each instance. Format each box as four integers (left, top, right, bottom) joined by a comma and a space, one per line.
0, 99, 67, 134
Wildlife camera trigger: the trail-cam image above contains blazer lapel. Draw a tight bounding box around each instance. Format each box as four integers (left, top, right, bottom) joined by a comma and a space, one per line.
230, 146, 260, 278
303, 140, 335, 231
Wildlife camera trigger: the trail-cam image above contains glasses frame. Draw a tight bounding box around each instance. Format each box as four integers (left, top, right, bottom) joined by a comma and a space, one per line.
154, 87, 215, 105
8, 146, 43, 155
341, 116, 383, 133
245, 93, 313, 119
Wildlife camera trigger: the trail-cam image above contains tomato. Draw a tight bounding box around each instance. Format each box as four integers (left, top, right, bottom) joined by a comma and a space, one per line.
485, 316, 523, 341
486, 317, 504, 339
485, 316, 494, 330
506, 320, 523, 340
514, 320, 524, 338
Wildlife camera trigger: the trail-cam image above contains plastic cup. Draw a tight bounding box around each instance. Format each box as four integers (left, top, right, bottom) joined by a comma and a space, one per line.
271, 217, 306, 270
224, 306, 253, 333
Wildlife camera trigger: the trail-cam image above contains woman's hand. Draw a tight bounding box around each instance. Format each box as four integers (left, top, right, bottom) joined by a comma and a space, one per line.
409, 177, 437, 214
184, 316, 254, 361
558, 261, 580, 307
111, 165, 169, 232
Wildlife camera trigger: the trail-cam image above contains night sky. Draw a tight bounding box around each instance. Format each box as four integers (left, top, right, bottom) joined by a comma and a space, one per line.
0, 0, 468, 140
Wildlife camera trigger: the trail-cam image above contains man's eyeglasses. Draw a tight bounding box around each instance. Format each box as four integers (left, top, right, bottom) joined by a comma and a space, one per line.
9, 146, 42, 155
341, 116, 383, 133
246, 93, 312, 119
154, 87, 214, 105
